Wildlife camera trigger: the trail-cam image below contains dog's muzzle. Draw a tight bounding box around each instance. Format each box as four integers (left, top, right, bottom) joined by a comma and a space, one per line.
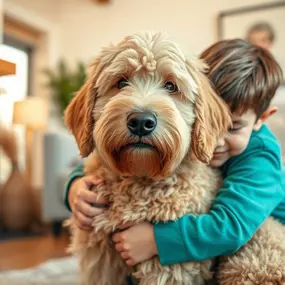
127, 111, 157, 137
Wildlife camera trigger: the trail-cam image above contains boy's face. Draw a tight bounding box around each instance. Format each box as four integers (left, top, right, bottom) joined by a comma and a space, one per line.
248, 30, 273, 50
210, 109, 258, 167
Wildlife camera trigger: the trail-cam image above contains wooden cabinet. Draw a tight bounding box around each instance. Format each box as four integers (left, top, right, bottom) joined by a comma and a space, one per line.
0, 59, 16, 76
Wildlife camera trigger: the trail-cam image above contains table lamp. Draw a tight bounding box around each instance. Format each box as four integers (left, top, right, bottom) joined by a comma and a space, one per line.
13, 97, 48, 183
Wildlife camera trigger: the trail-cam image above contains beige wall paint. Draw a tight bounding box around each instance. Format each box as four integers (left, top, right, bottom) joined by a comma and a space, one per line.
6, 0, 59, 22
3, 0, 275, 65
55, 0, 274, 64
0, 0, 3, 43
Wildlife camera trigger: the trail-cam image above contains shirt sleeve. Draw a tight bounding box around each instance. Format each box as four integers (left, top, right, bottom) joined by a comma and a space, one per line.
154, 140, 285, 265
64, 163, 85, 211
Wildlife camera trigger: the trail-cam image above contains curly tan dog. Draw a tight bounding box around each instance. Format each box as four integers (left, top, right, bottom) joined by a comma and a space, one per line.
65, 32, 285, 285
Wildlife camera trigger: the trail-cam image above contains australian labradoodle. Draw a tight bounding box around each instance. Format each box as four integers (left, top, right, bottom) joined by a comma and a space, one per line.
65, 32, 285, 285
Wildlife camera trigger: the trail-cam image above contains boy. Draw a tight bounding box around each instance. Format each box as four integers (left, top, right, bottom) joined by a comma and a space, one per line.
64, 39, 285, 267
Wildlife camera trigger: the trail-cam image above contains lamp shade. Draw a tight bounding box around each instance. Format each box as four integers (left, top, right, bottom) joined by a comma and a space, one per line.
13, 97, 48, 129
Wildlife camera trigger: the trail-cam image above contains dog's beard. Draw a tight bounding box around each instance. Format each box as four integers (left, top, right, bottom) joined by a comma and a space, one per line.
116, 145, 161, 177
94, 93, 191, 179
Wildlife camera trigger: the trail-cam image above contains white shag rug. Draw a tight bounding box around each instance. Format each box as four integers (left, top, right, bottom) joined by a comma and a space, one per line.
0, 256, 80, 285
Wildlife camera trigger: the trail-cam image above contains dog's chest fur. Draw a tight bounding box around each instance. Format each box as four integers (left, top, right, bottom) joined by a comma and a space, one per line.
85, 152, 221, 232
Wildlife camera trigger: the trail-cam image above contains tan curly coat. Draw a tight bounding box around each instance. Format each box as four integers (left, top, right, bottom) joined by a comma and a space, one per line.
65, 32, 285, 285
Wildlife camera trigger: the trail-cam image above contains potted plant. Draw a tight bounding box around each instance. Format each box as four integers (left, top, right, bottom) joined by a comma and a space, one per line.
44, 59, 87, 116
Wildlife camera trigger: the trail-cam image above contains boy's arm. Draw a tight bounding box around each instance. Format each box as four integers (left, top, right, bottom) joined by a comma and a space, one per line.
64, 163, 84, 211
155, 143, 285, 266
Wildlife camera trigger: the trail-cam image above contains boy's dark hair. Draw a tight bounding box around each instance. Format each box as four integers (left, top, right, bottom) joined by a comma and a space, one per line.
246, 22, 275, 43
200, 39, 283, 118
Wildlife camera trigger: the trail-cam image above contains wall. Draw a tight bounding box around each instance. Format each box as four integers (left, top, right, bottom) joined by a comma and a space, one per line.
0, 0, 3, 43
3, 0, 277, 65
56, 0, 274, 65
8, 0, 59, 23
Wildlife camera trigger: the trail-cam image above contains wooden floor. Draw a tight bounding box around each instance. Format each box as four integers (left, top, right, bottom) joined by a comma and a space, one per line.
0, 232, 70, 271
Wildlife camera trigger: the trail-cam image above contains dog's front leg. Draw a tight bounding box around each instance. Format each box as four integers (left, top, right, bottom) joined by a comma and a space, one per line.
73, 212, 129, 285
79, 236, 130, 285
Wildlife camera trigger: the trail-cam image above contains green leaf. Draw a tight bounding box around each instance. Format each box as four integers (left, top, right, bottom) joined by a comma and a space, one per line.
43, 59, 87, 115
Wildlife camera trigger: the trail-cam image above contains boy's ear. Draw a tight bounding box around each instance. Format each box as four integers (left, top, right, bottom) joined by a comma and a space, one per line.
253, 106, 278, 131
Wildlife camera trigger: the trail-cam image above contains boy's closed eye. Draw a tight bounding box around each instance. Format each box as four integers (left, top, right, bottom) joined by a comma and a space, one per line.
228, 125, 243, 133
228, 119, 248, 133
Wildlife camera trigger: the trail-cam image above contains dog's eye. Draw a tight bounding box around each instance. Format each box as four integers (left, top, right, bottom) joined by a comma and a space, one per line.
116, 78, 129, 89
164, 81, 178, 93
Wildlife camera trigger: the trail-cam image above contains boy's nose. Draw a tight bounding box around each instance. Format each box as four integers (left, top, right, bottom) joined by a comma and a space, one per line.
216, 136, 226, 147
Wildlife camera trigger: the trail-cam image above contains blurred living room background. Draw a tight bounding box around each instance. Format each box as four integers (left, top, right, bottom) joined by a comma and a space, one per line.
0, 0, 284, 284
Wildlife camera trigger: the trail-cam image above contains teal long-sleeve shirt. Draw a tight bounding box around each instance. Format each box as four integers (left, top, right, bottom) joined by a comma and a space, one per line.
64, 124, 285, 266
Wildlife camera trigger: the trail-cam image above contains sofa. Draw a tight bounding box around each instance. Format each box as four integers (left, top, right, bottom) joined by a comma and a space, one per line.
33, 131, 81, 235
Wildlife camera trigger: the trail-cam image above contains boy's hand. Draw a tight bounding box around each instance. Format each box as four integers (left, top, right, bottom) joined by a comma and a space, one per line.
69, 176, 108, 231
112, 222, 158, 266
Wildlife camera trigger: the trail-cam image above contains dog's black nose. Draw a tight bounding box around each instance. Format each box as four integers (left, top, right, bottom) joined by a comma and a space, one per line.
127, 112, 157, 137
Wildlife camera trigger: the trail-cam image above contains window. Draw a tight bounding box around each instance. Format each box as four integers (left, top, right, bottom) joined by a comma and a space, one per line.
0, 37, 33, 183
0, 42, 31, 122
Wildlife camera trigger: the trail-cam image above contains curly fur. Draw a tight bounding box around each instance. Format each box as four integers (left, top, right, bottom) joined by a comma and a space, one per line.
65, 32, 285, 285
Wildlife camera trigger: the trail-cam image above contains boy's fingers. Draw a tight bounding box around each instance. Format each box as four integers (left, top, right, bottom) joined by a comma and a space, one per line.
76, 211, 93, 227
84, 176, 103, 187
94, 195, 109, 205
119, 222, 135, 230
126, 259, 135, 266
112, 232, 120, 243
81, 190, 109, 206
115, 242, 124, 253
76, 222, 92, 232
120, 252, 130, 260
77, 201, 105, 217
91, 177, 104, 185
79, 189, 98, 204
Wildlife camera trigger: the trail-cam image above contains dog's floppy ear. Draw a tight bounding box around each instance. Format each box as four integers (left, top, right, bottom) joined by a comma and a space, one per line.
186, 59, 231, 164
64, 60, 99, 157
64, 40, 130, 157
